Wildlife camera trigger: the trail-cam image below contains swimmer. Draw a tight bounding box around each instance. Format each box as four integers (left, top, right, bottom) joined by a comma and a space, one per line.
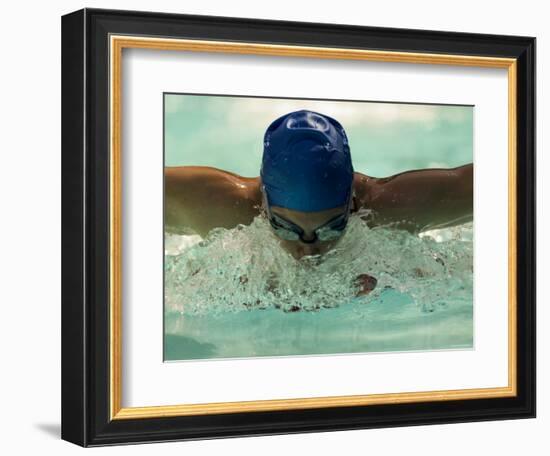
165, 110, 472, 296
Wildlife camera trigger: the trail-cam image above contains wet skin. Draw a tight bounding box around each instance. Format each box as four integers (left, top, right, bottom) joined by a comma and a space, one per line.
164, 165, 473, 240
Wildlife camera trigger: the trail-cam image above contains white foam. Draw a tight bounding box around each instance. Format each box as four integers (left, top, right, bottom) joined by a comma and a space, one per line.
164, 216, 473, 316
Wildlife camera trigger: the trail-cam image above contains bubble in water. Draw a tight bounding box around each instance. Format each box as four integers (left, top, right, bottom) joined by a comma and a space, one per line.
165, 213, 473, 316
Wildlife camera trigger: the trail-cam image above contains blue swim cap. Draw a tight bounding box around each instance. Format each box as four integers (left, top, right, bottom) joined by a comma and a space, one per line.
260, 110, 354, 212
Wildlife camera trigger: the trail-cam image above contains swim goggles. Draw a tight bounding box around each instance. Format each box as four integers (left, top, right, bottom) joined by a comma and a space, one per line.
261, 186, 354, 244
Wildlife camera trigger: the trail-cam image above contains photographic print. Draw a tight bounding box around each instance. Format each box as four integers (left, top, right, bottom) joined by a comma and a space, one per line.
163, 94, 474, 361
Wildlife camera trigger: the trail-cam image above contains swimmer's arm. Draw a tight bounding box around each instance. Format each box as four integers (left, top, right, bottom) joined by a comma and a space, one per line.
165, 166, 261, 236
355, 164, 473, 232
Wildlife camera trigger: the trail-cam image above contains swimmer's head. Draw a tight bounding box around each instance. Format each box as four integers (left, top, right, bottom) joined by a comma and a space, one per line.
260, 110, 354, 212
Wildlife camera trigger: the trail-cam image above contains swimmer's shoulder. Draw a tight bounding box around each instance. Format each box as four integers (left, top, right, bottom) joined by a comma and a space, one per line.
209, 167, 262, 205
165, 166, 262, 235
352, 171, 379, 208
164, 166, 261, 216
165, 165, 262, 206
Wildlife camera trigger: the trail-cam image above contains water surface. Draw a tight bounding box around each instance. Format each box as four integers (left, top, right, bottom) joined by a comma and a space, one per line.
164, 215, 473, 360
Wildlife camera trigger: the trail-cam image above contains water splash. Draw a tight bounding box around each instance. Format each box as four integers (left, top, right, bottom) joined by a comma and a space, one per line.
165, 213, 472, 316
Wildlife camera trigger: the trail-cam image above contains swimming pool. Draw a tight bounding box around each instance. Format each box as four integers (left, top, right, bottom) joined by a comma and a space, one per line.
163, 95, 474, 361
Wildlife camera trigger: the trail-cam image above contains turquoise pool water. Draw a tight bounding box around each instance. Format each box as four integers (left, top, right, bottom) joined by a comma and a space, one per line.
164, 215, 473, 360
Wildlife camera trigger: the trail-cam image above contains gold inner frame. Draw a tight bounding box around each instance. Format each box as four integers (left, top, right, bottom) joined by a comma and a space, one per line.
109, 35, 518, 420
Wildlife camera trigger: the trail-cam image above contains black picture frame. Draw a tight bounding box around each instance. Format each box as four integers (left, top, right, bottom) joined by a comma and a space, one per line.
62, 7, 536, 447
